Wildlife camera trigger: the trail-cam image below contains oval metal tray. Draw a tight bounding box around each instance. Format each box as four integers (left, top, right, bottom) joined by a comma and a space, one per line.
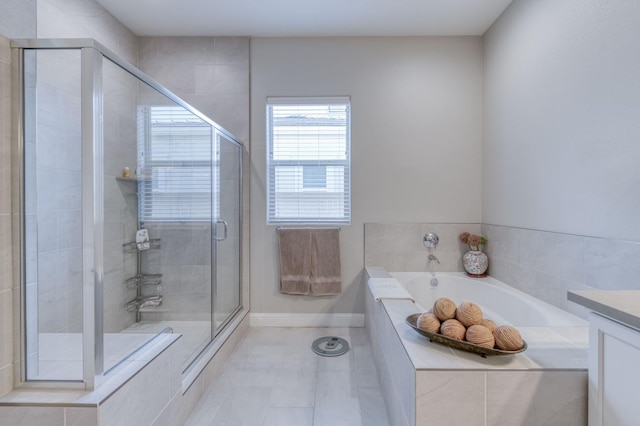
406, 313, 527, 357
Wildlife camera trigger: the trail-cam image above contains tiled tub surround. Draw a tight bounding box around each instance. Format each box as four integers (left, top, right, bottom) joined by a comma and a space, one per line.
365, 267, 588, 426
481, 224, 640, 320
364, 223, 483, 273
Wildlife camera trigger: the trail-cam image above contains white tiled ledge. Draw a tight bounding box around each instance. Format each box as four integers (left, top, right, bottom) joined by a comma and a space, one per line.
0, 333, 180, 407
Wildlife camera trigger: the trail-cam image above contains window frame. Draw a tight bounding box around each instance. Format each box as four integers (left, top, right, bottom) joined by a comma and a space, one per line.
266, 96, 351, 224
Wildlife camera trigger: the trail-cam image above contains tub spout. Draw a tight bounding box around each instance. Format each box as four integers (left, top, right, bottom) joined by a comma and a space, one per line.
427, 254, 440, 287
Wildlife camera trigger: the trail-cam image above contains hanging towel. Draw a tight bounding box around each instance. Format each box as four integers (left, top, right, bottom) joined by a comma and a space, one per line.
277, 228, 342, 296
277, 229, 313, 295
310, 228, 342, 296
367, 278, 414, 302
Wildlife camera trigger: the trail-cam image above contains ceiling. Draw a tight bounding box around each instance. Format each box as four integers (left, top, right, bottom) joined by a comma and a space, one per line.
96, 0, 515, 37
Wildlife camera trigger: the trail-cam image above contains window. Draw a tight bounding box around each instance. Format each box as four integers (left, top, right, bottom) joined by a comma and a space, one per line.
266, 97, 351, 223
138, 106, 218, 222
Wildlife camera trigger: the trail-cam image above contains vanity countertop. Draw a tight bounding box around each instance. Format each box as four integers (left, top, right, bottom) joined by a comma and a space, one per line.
568, 290, 640, 330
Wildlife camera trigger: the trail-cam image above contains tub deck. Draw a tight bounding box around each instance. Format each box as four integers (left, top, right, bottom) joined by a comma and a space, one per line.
385, 297, 588, 371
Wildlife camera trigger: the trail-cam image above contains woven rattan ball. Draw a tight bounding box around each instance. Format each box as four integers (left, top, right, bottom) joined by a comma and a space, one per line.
417, 312, 440, 334
480, 318, 497, 333
440, 319, 466, 340
456, 301, 483, 327
465, 324, 495, 348
493, 325, 523, 351
433, 298, 457, 321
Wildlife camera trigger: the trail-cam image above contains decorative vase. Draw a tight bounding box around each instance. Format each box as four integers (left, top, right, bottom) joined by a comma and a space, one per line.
462, 250, 488, 277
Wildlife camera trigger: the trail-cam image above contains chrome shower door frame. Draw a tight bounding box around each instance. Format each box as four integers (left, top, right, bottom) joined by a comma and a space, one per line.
13, 38, 245, 390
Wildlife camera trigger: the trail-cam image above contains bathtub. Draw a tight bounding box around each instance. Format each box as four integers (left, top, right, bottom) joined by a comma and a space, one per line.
392, 272, 585, 327
364, 267, 588, 426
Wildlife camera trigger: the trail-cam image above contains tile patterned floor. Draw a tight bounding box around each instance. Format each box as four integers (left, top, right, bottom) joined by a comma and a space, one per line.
185, 327, 390, 426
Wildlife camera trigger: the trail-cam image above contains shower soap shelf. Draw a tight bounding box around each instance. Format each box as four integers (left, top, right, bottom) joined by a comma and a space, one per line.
122, 235, 163, 321
125, 273, 163, 288
126, 295, 164, 313
116, 176, 152, 182
123, 239, 162, 253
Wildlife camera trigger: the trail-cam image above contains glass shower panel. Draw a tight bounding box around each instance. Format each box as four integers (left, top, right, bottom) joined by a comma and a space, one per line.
23, 49, 84, 381
135, 99, 214, 373
101, 58, 169, 372
214, 134, 242, 332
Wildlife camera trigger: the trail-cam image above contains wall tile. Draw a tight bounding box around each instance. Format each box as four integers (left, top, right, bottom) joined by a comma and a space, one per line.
64, 408, 98, 426
195, 64, 249, 94
482, 224, 639, 319
0, 363, 12, 397
585, 237, 640, 290
0, 215, 11, 290
100, 348, 172, 426
364, 223, 481, 272
415, 371, 485, 425
0, 289, 13, 368
519, 228, 585, 283
0, 0, 36, 39
157, 37, 216, 65
214, 38, 250, 65
0, 406, 64, 426
486, 371, 587, 426
138, 38, 158, 67
36, 0, 138, 64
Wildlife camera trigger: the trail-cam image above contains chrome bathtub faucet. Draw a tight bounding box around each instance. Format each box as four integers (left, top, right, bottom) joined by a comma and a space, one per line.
424, 232, 441, 287
427, 254, 440, 287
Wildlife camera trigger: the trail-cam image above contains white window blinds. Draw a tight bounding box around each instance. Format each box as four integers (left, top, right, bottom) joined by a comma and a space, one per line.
138, 106, 217, 222
266, 97, 351, 223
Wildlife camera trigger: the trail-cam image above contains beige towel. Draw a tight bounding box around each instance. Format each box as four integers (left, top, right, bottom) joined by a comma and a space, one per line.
310, 229, 342, 296
277, 228, 342, 296
277, 229, 312, 295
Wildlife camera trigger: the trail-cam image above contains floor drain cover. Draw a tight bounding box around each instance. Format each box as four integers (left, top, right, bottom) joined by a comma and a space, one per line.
311, 336, 350, 357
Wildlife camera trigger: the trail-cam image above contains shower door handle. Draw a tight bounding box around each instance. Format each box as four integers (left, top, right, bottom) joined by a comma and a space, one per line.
214, 220, 228, 242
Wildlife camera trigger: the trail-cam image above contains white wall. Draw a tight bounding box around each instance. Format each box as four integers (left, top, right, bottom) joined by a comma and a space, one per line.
483, 0, 640, 241
251, 37, 483, 315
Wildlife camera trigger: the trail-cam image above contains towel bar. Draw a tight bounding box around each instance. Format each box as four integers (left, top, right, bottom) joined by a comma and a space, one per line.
276, 226, 341, 231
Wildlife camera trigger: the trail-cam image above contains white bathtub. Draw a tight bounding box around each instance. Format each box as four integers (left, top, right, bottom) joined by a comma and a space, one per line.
391, 272, 585, 327
365, 267, 588, 426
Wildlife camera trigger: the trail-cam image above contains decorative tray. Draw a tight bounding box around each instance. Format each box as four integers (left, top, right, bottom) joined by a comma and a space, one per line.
405, 313, 527, 357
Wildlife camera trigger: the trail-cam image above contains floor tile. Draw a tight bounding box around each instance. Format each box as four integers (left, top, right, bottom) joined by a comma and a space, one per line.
209, 386, 272, 426
359, 386, 391, 426
260, 407, 313, 426
184, 327, 390, 426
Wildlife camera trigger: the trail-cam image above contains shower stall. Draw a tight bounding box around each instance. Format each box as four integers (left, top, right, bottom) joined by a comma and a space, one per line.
13, 39, 243, 387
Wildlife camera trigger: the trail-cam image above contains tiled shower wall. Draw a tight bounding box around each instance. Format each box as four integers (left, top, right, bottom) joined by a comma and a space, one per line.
137, 37, 249, 323
138, 37, 250, 144
29, 49, 84, 334
141, 224, 213, 322
481, 224, 636, 319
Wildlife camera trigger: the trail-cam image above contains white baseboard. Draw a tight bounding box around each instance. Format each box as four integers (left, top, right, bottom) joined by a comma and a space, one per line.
249, 313, 365, 327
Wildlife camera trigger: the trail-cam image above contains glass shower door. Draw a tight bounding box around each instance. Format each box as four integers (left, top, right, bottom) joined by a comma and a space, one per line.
213, 133, 242, 333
